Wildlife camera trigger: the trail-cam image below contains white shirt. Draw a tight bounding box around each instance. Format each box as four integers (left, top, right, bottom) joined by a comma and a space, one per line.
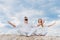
17, 23, 33, 33
35, 25, 48, 35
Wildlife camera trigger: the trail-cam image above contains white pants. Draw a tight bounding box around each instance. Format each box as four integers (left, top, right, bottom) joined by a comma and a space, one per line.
18, 28, 37, 36
6, 28, 20, 35
35, 27, 47, 36
6, 28, 37, 36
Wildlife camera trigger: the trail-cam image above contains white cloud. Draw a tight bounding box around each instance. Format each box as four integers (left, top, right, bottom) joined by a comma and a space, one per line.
48, 0, 56, 2
0, 0, 15, 5
22, 0, 51, 8
54, 20, 60, 27
24, 0, 46, 4
0, 4, 12, 16
58, 15, 60, 18
15, 9, 45, 18
9, 17, 20, 26
50, 7, 60, 18
50, 7, 60, 14
56, 9, 60, 14
0, 22, 6, 28
0, 0, 45, 26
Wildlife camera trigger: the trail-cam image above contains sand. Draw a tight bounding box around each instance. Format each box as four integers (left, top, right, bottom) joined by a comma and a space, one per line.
0, 35, 60, 40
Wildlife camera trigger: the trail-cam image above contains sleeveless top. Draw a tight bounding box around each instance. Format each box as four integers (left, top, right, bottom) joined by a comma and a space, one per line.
36, 25, 48, 35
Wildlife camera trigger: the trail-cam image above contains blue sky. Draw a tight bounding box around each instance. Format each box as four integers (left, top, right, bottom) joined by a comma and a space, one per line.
0, 0, 60, 36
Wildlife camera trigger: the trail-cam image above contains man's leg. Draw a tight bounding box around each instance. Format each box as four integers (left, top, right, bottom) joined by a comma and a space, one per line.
27, 28, 36, 36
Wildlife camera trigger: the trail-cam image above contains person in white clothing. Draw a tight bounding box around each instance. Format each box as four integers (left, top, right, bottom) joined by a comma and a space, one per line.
7, 16, 36, 36
17, 16, 36, 36
7, 21, 20, 35
35, 19, 56, 36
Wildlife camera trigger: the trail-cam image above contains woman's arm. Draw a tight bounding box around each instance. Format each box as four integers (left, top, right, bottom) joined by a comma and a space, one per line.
48, 21, 56, 27
8, 21, 16, 28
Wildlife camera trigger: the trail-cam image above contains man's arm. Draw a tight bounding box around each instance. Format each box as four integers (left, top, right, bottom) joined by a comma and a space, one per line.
8, 21, 16, 28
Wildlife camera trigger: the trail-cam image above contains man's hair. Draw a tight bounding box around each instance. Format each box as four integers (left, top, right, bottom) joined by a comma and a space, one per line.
24, 16, 28, 19
24, 16, 28, 21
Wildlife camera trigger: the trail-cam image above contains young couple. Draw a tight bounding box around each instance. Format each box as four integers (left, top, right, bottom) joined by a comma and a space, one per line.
8, 16, 56, 36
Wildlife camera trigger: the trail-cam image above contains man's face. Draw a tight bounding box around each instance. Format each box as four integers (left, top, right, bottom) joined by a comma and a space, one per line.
24, 18, 28, 23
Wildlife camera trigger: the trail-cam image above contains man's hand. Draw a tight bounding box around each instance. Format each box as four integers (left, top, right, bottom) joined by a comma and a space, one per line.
8, 21, 16, 28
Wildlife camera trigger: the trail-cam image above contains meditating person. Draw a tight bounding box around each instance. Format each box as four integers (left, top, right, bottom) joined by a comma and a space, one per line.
17, 16, 36, 36
7, 16, 36, 36
7, 21, 19, 35
35, 19, 56, 36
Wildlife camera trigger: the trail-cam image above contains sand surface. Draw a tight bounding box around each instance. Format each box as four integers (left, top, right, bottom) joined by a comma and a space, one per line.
0, 35, 60, 40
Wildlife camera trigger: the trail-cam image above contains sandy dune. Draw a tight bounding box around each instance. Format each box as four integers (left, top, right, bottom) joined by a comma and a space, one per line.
0, 35, 60, 40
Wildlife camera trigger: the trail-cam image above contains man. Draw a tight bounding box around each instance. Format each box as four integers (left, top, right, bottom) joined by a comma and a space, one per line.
18, 16, 36, 36
8, 16, 36, 36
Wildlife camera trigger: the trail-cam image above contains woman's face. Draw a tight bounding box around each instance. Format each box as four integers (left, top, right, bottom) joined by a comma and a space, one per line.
38, 19, 43, 24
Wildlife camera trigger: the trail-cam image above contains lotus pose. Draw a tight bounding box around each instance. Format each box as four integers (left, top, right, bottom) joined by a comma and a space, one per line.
8, 16, 36, 36
18, 16, 37, 36
35, 19, 56, 36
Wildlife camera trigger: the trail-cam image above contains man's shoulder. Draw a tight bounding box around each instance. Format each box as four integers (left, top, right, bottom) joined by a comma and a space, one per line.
16, 23, 23, 27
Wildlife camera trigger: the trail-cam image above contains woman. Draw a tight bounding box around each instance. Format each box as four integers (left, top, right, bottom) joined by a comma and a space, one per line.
35, 19, 56, 36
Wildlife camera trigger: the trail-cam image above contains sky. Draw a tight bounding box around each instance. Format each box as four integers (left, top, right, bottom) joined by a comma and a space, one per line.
0, 0, 60, 36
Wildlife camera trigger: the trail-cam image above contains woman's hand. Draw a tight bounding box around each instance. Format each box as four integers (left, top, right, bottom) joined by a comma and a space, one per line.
48, 21, 56, 27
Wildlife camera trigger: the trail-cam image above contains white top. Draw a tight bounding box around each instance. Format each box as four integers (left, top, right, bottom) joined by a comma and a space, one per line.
35, 25, 48, 35
17, 23, 34, 33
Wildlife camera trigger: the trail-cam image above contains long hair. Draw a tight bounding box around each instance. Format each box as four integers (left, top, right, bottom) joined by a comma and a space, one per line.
24, 16, 28, 21
38, 19, 44, 27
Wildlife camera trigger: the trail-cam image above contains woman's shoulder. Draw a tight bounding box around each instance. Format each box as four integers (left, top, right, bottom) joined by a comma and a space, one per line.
44, 24, 48, 27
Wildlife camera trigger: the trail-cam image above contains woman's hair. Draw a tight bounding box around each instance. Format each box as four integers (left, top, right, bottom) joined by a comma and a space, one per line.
38, 19, 44, 27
